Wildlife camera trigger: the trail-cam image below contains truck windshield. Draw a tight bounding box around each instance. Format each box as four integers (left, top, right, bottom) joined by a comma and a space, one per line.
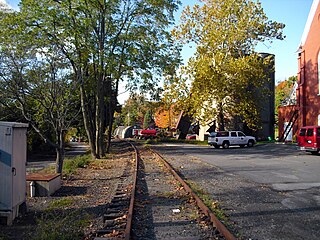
307, 129, 313, 136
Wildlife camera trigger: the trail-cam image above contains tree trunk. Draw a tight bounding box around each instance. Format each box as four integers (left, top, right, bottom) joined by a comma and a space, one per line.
55, 131, 65, 174
106, 76, 119, 154
218, 102, 225, 131
79, 83, 97, 158
95, 74, 106, 158
106, 100, 115, 154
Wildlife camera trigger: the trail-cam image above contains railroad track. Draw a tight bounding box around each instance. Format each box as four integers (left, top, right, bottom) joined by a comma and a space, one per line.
94, 141, 236, 240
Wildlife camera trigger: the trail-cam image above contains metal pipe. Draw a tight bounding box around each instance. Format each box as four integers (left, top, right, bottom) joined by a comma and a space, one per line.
30, 181, 36, 197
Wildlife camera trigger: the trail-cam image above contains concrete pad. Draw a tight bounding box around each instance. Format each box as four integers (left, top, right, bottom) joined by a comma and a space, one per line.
272, 182, 320, 191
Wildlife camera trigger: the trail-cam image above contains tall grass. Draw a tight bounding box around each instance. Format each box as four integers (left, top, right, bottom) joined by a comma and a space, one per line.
63, 154, 92, 175
32, 210, 90, 240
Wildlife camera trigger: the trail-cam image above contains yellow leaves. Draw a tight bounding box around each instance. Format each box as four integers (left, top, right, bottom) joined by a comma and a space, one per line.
154, 103, 180, 130
175, 185, 184, 191
211, 200, 219, 209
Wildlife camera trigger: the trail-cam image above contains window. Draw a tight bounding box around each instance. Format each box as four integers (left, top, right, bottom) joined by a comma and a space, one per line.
238, 132, 245, 137
307, 129, 313, 136
231, 132, 237, 137
217, 131, 229, 137
317, 128, 320, 137
299, 129, 306, 136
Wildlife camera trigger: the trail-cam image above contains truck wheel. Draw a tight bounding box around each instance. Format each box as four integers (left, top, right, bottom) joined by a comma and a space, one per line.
222, 141, 230, 149
247, 140, 254, 147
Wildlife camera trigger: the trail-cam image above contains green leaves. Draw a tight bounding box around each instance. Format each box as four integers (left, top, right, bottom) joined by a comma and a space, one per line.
172, 0, 284, 130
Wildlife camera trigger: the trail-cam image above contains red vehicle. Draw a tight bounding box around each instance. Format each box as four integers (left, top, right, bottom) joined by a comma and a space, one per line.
186, 134, 197, 140
297, 126, 320, 154
139, 129, 157, 139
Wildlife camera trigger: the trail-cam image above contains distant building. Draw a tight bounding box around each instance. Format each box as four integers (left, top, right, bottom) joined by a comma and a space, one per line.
248, 53, 275, 141
278, 0, 320, 141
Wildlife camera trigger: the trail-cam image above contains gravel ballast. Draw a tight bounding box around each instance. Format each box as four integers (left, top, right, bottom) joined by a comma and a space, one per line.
131, 146, 220, 239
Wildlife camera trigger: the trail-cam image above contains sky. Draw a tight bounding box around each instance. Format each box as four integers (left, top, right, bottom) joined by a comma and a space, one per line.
178, 0, 314, 83
1, 0, 315, 101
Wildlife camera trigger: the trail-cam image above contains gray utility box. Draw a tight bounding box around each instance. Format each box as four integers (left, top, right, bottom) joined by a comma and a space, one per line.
0, 121, 28, 225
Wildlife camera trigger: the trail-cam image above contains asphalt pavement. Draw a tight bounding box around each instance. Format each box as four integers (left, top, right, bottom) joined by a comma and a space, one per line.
154, 142, 320, 240
26, 142, 89, 172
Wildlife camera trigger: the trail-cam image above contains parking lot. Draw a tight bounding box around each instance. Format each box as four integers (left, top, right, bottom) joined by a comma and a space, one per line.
163, 142, 320, 191
155, 142, 320, 239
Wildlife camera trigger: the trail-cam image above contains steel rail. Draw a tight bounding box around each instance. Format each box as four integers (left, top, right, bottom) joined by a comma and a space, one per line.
151, 148, 237, 240
94, 141, 138, 240
124, 141, 139, 240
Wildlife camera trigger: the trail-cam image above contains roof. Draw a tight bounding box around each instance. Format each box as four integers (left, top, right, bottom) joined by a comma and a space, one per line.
300, 0, 320, 47
300, 125, 320, 129
0, 121, 28, 128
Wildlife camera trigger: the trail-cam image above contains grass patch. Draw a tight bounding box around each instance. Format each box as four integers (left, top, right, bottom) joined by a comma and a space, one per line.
0, 233, 9, 240
63, 154, 92, 175
48, 197, 74, 210
38, 165, 56, 174
186, 180, 228, 222
32, 210, 91, 240
256, 140, 276, 144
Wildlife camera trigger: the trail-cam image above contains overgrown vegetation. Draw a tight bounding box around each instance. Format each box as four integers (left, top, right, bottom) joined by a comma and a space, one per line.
186, 180, 228, 222
62, 154, 92, 175
47, 197, 74, 210
32, 210, 91, 240
0, 0, 182, 165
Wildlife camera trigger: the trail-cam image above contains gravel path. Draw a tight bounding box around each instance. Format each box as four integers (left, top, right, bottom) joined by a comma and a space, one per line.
132, 146, 220, 239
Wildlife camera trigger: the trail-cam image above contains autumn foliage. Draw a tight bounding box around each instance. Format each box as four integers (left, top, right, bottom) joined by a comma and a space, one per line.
154, 105, 180, 130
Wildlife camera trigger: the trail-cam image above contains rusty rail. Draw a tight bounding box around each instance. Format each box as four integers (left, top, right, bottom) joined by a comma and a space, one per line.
151, 148, 237, 240
95, 140, 235, 239
94, 141, 139, 240
124, 141, 139, 240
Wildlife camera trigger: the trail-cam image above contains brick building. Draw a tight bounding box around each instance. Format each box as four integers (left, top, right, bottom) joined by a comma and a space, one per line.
278, 0, 320, 141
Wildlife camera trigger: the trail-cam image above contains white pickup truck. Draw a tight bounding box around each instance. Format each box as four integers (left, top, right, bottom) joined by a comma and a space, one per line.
208, 131, 256, 149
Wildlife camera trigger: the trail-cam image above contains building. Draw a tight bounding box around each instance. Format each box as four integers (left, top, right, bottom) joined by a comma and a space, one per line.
278, 0, 320, 141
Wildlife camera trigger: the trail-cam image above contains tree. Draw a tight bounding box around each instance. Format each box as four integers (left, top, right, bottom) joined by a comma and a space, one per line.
119, 93, 148, 127
275, 75, 297, 121
143, 110, 153, 129
170, 0, 285, 130
15, 0, 181, 158
155, 106, 171, 129
116, 93, 159, 129
0, 10, 81, 173
154, 104, 179, 130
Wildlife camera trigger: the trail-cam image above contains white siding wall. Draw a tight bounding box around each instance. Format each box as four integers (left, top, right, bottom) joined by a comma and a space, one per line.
0, 125, 13, 210
0, 122, 28, 224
